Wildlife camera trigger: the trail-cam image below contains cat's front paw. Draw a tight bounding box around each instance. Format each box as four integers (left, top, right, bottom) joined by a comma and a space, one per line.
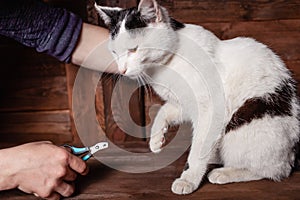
149, 127, 167, 153
171, 178, 196, 195
149, 134, 165, 153
207, 168, 230, 184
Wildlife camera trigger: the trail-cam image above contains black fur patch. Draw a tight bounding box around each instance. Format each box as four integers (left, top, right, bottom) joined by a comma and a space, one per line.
125, 8, 147, 30
105, 8, 147, 39
225, 78, 296, 134
170, 18, 185, 31
105, 7, 184, 39
183, 162, 189, 171
104, 9, 129, 39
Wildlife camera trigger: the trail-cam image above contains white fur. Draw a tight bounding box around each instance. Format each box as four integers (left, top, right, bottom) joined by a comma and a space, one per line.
160, 25, 298, 194
94, 4, 122, 25
96, 0, 300, 195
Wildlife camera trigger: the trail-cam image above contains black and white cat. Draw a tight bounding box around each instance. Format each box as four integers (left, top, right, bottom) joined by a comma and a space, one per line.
95, 0, 300, 195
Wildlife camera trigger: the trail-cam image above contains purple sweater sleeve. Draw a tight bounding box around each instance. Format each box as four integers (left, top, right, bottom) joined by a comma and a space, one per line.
0, 0, 83, 63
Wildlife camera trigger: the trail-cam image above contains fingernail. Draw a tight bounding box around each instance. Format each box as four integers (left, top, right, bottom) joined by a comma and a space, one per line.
33, 193, 39, 197
163, 127, 168, 133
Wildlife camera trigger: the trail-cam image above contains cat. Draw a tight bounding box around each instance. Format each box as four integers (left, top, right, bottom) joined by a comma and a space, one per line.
95, 0, 300, 195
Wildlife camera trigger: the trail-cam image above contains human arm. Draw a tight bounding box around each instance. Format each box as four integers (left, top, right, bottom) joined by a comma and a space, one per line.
71, 22, 117, 73
0, 0, 117, 73
0, 141, 88, 199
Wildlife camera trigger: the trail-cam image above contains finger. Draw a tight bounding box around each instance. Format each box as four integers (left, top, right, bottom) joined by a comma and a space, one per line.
62, 146, 72, 153
81, 164, 89, 175
68, 154, 88, 175
55, 181, 74, 197
63, 167, 77, 181
18, 186, 32, 194
35, 140, 53, 145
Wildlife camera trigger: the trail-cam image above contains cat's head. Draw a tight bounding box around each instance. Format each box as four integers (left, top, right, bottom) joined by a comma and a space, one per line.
95, 0, 184, 78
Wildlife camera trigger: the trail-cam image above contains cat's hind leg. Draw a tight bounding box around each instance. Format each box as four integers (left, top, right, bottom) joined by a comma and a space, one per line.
208, 167, 263, 184
149, 102, 182, 153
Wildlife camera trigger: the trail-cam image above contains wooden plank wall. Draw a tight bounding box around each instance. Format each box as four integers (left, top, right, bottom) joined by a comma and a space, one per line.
0, 39, 72, 148
0, 0, 299, 148
0, 0, 87, 148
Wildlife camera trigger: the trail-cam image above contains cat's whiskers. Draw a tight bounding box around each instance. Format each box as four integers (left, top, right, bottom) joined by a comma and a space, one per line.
100, 72, 113, 86
136, 75, 146, 101
140, 72, 154, 102
137, 74, 150, 100
100, 72, 121, 86
115, 73, 124, 84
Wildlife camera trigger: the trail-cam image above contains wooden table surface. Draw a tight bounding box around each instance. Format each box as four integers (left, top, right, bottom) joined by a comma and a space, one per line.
1, 153, 300, 200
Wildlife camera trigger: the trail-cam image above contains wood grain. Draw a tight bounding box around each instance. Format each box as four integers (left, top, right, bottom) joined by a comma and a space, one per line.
1, 153, 299, 199
160, 0, 300, 23
0, 76, 68, 112
0, 41, 69, 112
102, 75, 145, 143
65, 64, 108, 146
0, 44, 66, 77
65, 64, 81, 146
144, 87, 164, 140
202, 20, 300, 61
0, 110, 72, 148
286, 60, 300, 95
96, 0, 136, 8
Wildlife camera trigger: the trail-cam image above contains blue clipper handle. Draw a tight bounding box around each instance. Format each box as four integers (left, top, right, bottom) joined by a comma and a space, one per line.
63, 144, 88, 155
82, 153, 92, 161
70, 146, 88, 155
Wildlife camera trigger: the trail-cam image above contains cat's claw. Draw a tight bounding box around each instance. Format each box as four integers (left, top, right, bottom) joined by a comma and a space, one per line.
149, 127, 167, 153
149, 135, 165, 153
162, 127, 168, 133
171, 178, 196, 195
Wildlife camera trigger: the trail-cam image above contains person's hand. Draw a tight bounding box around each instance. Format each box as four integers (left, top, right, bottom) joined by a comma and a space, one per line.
0, 141, 88, 199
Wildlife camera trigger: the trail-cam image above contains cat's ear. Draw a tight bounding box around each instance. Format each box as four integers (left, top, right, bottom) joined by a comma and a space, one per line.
138, 0, 163, 23
94, 3, 122, 26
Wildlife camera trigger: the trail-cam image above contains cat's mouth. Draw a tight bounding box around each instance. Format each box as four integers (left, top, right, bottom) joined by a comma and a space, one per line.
124, 73, 139, 80
121, 68, 143, 79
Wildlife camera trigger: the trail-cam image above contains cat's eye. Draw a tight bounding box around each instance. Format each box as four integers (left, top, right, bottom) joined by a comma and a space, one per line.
128, 46, 138, 53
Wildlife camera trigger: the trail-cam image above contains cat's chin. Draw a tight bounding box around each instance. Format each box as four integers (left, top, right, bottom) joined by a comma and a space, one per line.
123, 74, 137, 79
124, 72, 142, 80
